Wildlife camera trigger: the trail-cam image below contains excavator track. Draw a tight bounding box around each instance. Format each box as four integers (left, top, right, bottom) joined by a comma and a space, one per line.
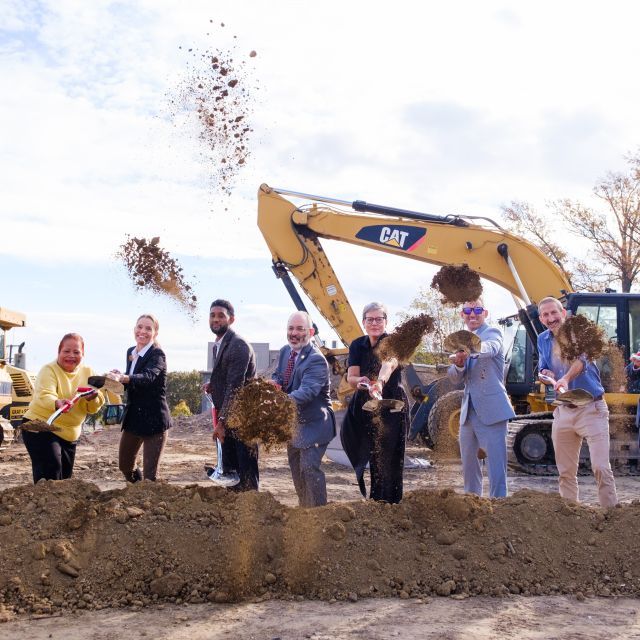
508, 412, 640, 476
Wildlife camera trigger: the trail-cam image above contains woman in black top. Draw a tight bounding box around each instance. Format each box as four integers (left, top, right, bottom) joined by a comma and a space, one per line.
340, 302, 409, 503
109, 314, 172, 482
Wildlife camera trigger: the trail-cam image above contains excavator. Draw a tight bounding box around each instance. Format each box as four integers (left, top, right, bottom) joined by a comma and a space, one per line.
257, 184, 640, 474
0, 307, 35, 449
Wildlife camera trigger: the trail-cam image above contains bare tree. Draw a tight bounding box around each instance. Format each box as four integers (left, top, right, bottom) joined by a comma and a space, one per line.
397, 288, 461, 364
502, 152, 640, 292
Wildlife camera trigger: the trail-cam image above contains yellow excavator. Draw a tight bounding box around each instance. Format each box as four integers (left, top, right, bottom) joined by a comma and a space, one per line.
0, 308, 36, 449
257, 184, 640, 474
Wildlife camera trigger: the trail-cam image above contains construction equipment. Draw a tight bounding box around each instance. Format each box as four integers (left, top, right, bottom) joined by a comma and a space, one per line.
0, 308, 32, 449
257, 184, 640, 474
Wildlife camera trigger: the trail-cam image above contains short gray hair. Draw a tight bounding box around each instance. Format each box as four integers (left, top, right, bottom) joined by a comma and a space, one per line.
538, 296, 563, 311
362, 302, 387, 321
288, 310, 313, 329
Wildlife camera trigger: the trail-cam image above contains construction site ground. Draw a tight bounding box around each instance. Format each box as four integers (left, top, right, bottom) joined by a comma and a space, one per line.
1, 414, 639, 639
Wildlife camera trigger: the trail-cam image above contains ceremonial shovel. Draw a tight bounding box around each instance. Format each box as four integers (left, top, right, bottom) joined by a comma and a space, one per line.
358, 381, 405, 413
444, 330, 482, 361
538, 373, 594, 407
203, 393, 240, 487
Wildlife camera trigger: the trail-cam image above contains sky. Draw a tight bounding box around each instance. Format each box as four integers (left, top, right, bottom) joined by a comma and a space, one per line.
3, 0, 640, 374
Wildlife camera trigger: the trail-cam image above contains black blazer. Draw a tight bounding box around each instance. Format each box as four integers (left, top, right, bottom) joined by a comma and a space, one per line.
208, 329, 256, 422
122, 344, 172, 436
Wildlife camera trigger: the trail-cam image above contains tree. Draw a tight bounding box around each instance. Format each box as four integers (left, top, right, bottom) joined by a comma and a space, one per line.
166, 370, 202, 414
502, 152, 640, 293
398, 287, 461, 364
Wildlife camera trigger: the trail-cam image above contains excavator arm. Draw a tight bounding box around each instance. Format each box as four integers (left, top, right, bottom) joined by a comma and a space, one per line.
257, 184, 572, 350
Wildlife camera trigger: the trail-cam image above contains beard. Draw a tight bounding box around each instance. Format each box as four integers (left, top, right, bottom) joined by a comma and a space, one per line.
211, 325, 228, 337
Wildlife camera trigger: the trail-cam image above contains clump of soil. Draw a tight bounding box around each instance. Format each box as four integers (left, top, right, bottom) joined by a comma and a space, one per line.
21, 421, 59, 434
0, 480, 638, 616
116, 236, 197, 318
556, 315, 607, 362
601, 342, 627, 395
431, 265, 483, 305
168, 41, 257, 195
378, 314, 435, 364
227, 379, 297, 450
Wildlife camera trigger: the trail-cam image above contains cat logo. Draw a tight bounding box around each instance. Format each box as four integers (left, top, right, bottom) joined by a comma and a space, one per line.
355, 224, 426, 253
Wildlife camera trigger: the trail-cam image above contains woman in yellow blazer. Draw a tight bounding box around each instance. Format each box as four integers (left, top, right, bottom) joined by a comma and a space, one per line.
22, 333, 104, 482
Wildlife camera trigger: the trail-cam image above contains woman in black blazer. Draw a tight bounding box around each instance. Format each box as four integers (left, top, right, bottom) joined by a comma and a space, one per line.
109, 314, 172, 481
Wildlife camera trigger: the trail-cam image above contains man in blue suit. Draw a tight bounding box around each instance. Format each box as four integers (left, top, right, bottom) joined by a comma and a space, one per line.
273, 311, 336, 507
447, 299, 515, 498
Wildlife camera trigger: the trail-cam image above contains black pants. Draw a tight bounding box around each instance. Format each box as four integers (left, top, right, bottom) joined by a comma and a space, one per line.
221, 429, 259, 491
22, 428, 77, 483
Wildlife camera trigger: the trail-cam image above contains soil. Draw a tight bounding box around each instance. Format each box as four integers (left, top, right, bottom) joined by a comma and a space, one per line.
226, 379, 297, 451
0, 418, 639, 637
556, 315, 607, 362
116, 236, 197, 318
377, 314, 435, 364
168, 38, 257, 196
431, 265, 483, 306
20, 420, 59, 434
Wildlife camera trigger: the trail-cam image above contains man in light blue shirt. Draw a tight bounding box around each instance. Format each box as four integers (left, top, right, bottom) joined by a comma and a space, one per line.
537, 296, 617, 507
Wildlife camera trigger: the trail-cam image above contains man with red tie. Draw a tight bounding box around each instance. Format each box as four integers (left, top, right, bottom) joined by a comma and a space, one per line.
272, 311, 335, 507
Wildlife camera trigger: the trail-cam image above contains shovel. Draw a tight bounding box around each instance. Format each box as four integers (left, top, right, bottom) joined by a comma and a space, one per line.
538, 373, 594, 407
46, 387, 100, 425
88, 375, 125, 395
444, 330, 482, 356
358, 381, 405, 413
203, 393, 240, 487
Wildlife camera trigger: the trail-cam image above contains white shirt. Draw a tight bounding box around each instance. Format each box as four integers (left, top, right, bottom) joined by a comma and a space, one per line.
130, 342, 153, 374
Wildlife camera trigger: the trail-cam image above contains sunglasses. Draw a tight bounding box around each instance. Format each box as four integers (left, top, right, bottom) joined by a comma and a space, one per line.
462, 306, 485, 315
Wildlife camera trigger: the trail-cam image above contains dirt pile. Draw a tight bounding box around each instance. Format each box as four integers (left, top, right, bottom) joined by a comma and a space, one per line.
556, 315, 607, 362
168, 34, 257, 195
116, 236, 197, 317
227, 379, 297, 450
0, 481, 638, 617
378, 314, 435, 364
431, 265, 483, 305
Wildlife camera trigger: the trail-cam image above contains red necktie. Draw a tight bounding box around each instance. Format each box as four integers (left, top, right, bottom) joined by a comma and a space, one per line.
282, 350, 297, 389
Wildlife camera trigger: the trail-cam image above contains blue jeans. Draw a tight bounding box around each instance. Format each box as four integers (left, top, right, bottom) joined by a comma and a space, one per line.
458, 404, 508, 498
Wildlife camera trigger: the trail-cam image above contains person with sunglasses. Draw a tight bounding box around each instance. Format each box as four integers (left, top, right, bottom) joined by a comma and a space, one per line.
340, 302, 409, 503
448, 299, 515, 498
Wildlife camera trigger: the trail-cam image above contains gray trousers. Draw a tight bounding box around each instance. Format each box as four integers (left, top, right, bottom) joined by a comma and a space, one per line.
287, 442, 329, 507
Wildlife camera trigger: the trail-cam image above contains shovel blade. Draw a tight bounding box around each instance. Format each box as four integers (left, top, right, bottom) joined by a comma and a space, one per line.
206, 468, 240, 487
555, 388, 594, 407
362, 399, 405, 413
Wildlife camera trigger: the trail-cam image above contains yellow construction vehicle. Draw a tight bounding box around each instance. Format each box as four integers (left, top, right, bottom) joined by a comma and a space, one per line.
0, 308, 35, 449
257, 184, 640, 474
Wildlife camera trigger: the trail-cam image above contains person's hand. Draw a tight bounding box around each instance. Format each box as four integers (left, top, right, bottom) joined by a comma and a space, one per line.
84, 390, 98, 401
107, 370, 126, 384
212, 419, 226, 444
539, 369, 555, 379
55, 399, 72, 410
450, 350, 468, 367
630, 352, 640, 369
555, 376, 569, 392
202, 382, 211, 394
369, 380, 383, 397
356, 376, 371, 389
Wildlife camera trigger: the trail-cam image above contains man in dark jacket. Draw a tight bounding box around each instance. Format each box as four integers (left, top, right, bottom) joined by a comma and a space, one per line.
272, 311, 335, 506
205, 299, 258, 491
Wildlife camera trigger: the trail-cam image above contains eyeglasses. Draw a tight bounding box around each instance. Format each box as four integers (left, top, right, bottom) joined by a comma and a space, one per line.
462, 306, 485, 315
364, 316, 386, 324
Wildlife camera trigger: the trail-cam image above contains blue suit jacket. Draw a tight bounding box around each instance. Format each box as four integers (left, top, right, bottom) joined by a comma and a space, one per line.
273, 342, 336, 449
447, 322, 515, 426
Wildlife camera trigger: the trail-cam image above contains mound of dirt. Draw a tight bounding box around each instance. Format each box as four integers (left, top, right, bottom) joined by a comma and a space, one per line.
431, 265, 482, 306
227, 379, 297, 451
556, 315, 607, 362
116, 236, 197, 318
378, 314, 435, 364
0, 480, 638, 616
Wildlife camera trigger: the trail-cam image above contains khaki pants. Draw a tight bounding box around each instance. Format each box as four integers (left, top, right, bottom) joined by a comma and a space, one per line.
552, 399, 618, 508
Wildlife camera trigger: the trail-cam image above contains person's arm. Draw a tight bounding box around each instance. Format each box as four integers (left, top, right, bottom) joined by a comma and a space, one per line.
370, 358, 398, 395
219, 340, 253, 421
123, 349, 166, 389
289, 354, 329, 408
555, 358, 585, 390
346, 339, 370, 388
32, 365, 61, 414
476, 326, 503, 359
